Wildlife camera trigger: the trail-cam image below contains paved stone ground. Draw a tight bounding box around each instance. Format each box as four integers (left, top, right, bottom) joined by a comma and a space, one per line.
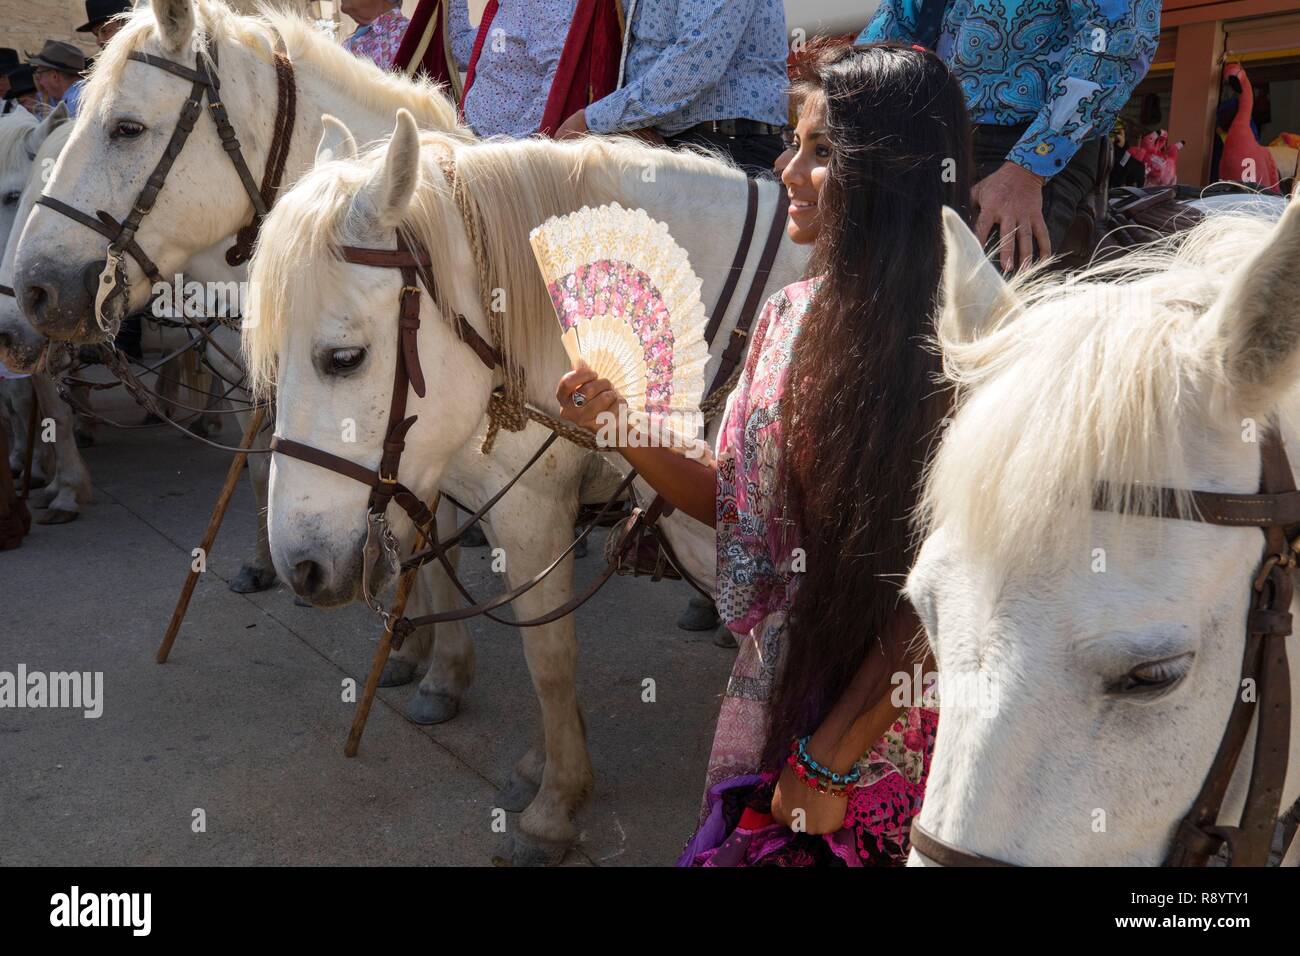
0, 379, 734, 866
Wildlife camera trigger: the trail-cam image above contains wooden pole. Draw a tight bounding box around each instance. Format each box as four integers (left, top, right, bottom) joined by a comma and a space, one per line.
20, 389, 38, 500
344, 567, 418, 758
156, 405, 266, 664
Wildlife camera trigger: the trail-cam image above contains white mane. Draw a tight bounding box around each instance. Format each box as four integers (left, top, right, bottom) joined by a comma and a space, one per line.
0, 109, 38, 174
918, 212, 1285, 570
80, 0, 464, 135
245, 131, 742, 400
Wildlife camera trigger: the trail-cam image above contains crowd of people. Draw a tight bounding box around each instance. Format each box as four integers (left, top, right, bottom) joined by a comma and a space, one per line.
2, 0, 1164, 865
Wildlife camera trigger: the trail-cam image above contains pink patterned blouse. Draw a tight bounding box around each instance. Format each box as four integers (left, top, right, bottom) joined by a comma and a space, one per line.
342, 7, 410, 71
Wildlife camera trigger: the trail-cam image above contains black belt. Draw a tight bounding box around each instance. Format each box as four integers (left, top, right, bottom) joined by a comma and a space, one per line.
677, 118, 784, 138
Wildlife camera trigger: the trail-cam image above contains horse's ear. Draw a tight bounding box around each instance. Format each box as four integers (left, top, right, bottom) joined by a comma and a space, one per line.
315, 115, 358, 166
350, 109, 420, 232
1211, 196, 1300, 408
23, 102, 69, 160
937, 206, 1020, 346
152, 0, 196, 53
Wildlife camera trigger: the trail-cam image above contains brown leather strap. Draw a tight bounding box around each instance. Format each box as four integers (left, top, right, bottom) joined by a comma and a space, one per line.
0, 284, 13, 298
1096, 482, 1300, 529
226, 48, 297, 266
909, 823, 1016, 867
702, 178, 759, 346
35, 196, 164, 284
709, 187, 788, 396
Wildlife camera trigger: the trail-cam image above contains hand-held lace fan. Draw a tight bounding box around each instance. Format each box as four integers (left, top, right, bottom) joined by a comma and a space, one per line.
529, 203, 709, 447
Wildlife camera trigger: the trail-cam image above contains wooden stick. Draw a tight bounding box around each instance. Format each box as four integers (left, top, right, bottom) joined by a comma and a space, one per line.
345, 567, 418, 758
156, 406, 266, 664
20, 390, 38, 500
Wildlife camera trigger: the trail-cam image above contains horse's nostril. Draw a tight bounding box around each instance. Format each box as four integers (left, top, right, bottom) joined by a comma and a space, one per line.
22, 284, 50, 322
291, 559, 324, 598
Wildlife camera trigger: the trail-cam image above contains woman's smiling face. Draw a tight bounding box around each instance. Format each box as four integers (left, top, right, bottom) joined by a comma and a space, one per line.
779, 92, 831, 245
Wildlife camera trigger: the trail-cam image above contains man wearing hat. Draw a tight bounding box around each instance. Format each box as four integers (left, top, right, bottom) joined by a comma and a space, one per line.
3, 65, 42, 115
78, 0, 135, 49
27, 40, 88, 117
0, 49, 19, 114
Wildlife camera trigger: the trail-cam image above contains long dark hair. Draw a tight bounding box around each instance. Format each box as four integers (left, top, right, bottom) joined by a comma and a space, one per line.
764, 43, 973, 767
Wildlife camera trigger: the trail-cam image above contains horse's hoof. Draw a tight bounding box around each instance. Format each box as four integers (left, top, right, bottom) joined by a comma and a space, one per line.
378, 659, 417, 688
496, 770, 541, 813
460, 524, 488, 548
293, 595, 312, 608
34, 508, 78, 525
229, 565, 277, 593
503, 830, 572, 867
405, 688, 459, 725
677, 595, 720, 631
712, 626, 739, 649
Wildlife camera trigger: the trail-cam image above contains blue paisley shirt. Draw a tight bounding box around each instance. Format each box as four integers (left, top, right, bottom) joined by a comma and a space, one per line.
859, 0, 1160, 178
585, 0, 789, 136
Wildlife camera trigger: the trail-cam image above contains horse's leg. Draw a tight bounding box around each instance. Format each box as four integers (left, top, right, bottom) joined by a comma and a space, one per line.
404, 509, 476, 722
29, 372, 90, 523
229, 405, 277, 593
71, 382, 95, 447
2, 380, 33, 479
491, 500, 590, 866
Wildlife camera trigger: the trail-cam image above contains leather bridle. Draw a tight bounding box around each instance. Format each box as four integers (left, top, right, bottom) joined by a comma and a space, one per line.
268, 231, 504, 622
32, 37, 296, 334
911, 431, 1296, 867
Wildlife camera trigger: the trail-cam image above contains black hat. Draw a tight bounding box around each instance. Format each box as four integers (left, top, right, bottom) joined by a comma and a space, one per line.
77, 0, 134, 33
3, 65, 36, 100
0, 48, 19, 76
25, 40, 88, 75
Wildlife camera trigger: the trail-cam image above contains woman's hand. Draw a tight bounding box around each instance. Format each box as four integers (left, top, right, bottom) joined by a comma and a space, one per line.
556, 361, 624, 441
770, 764, 849, 835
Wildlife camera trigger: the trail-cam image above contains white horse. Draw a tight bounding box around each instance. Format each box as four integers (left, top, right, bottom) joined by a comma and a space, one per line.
906, 200, 1300, 865
7, 0, 464, 580
0, 107, 91, 521
5, 0, 488, 717
243, 111, 806, 863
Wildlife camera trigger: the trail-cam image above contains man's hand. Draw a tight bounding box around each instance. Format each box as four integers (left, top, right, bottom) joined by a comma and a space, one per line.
555, 108, 589, 140
770, 764, 849, 835
972, 161, 1050, 272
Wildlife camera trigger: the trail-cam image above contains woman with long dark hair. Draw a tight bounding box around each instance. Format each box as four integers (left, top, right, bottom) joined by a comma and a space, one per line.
558, 42, 973, 865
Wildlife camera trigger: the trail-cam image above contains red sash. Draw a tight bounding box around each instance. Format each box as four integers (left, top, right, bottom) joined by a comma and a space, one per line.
392, 0, 457, 88
456, 0, 624, 137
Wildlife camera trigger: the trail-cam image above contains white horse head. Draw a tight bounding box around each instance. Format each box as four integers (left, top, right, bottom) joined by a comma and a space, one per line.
908, 200, 1300, 865
0, 113, 74, 370
245, 110, 496, 604
14, 0, 465, 343
0, 106, 62, 244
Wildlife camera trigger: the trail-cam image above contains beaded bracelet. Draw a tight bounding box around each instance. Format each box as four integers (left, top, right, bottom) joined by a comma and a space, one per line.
786, 736, 861, 797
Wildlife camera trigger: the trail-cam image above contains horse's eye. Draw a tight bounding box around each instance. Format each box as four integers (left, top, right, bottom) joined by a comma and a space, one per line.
110, 120, 145, 140
1111, 653, 1194, 697
2, 191, 18, 206
327, 347, 366, 373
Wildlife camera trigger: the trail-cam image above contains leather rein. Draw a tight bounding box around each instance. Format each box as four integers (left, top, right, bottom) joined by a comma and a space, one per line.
910, 431, 1296, 868
32, 36, 296, 335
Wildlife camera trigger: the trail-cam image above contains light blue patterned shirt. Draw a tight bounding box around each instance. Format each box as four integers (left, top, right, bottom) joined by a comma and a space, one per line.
585, 0, 789, 136
449, 0, 575, 138
859, 0, 1160, 178
60, 80, 83, 117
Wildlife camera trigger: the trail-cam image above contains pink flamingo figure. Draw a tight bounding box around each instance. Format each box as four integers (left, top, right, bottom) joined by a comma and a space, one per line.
1220, 62, 1280, 192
